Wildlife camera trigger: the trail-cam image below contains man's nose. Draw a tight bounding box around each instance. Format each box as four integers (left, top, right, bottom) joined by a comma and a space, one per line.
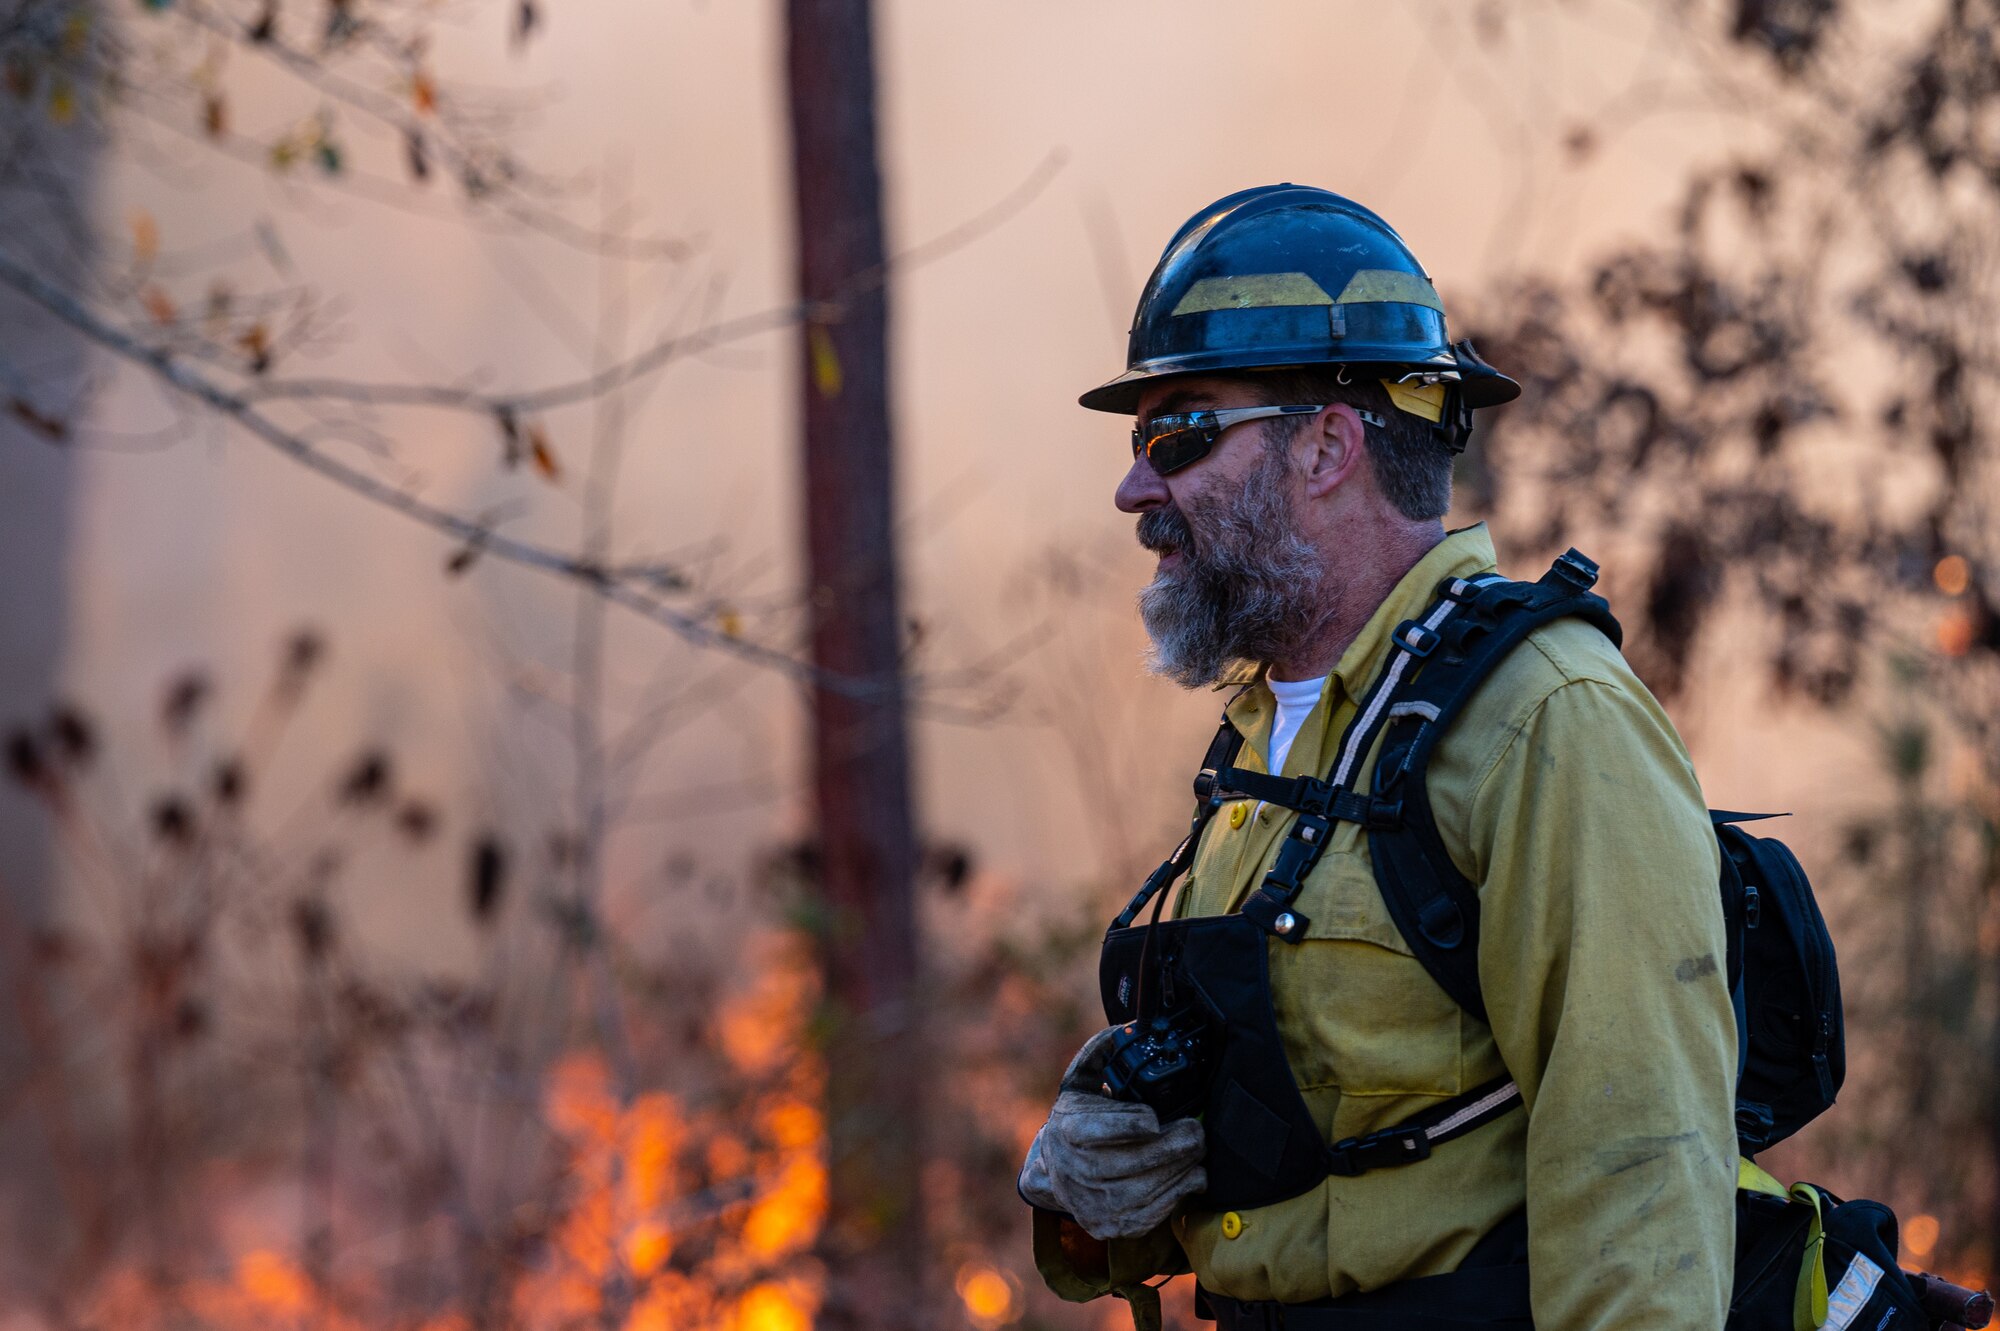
1115, 454, 1170, 514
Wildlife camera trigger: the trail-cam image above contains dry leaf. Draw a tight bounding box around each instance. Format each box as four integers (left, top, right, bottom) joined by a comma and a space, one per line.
494, 407, 523, 468
203, 93, 226, 139
131, 210, 159, 264
809, 323, 843, 397
204, 282, 233, 336
528, 425, 560, 482
9, 398, 67, 443
445, 539, 483, 576
4, 59, 36, 102
142, 285, 177, 325
239, 323, 271, 374
412, 71, 436, 116
717, 608, 743, 639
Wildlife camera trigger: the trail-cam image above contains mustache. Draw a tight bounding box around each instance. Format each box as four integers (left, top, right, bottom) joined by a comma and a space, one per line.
1136, 506, 1193, 556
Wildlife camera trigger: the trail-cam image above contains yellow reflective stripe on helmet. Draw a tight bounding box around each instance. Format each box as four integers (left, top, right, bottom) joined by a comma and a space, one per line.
1335, 269, 1445, 310
1790, 1183, 1829, 1331
1383, 379, 1447, 422
1739, 1156, 1789, 1198
1171, 273, 1334, 315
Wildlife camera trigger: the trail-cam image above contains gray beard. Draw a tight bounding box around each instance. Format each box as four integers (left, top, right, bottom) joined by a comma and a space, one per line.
1136, 447, 1327, 689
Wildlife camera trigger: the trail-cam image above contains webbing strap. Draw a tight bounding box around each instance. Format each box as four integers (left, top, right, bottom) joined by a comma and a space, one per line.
1356, 560, 1623, 1018
1331, 577, 1506, 789
1790, 1183, 1830, 1331
1739, 1156, 1789, 1198
1323, 1075, 1523, 1177
1208, 770, 1387, 827
1236, 575, 1509, 942
1735, 1159, 1830, 1331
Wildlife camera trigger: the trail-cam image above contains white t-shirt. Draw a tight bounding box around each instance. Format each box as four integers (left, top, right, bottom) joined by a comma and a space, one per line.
1266, 673, 1329, 775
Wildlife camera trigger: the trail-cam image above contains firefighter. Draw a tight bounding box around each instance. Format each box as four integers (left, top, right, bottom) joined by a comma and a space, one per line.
1018, 185, 1738, 1331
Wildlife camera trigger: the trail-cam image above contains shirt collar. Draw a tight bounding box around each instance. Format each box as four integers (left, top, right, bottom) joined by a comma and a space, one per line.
1326, 523, 1500, 698
1222, 523, 1501, 744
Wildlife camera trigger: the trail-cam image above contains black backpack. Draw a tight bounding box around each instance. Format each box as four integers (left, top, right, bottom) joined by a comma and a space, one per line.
1199, 550, 1982, 1331
1353, 550, 1843, 1158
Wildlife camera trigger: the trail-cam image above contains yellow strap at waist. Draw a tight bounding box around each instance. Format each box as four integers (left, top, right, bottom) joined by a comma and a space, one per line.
1736, 1158, 1828, 1331
1739, 1156, 1789, 1198
1790, 1183, 1829, 1331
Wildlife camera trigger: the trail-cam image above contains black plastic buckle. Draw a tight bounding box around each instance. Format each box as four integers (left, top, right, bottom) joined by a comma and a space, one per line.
1365, 797, 1404, 831
1283, 776, 1332, 816
1326, 1125, 1432, 1177
1547, 547, 1600, 593
1392, 619, 1438, 658
1265, 821, 1327, 885
1194, 768, 1218, 801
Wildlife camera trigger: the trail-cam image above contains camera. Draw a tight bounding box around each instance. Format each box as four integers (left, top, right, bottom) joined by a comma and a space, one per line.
1100, 1007, 1214, 1122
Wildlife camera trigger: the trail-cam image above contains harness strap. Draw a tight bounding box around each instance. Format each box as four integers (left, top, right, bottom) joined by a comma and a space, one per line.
1324, 1075, 1523, 1177
1357, 554, 1623, 1018
1236, 573, 1510, 942
1208, 770, 1398, 829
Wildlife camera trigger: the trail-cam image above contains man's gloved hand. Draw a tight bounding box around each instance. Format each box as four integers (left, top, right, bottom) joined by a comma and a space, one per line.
1017, 1027, 1206, 1240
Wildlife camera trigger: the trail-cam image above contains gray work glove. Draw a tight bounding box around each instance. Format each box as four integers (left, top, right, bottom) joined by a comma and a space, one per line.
1017, 1027, 1207, 1240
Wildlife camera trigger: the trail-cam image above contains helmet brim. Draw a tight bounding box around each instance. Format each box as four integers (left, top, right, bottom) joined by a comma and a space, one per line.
1078, 358, 1522, 416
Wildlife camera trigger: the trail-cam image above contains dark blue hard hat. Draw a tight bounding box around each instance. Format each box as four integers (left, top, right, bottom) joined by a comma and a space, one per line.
1080, 184, 1518, 450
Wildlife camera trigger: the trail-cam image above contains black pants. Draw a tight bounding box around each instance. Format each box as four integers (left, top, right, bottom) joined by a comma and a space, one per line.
1200, 1212, 1533, 1331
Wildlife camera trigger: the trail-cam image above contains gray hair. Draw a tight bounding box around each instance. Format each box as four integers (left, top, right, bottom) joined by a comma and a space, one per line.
1243, 368, 1452, 520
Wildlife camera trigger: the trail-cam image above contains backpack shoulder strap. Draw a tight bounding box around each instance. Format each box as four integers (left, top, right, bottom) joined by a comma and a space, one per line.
1364, 549, 1621, 1021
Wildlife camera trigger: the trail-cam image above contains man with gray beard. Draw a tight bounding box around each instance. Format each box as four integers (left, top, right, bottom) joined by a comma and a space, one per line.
1135, 429, 1328, 690
1018, 186, 1736, 1331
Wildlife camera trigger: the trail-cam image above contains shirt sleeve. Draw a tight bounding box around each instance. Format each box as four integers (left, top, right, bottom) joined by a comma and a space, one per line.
1460, 677, 1738, 1331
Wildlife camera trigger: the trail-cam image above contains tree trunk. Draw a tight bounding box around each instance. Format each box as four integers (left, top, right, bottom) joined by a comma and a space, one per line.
783, 3, 925, 1326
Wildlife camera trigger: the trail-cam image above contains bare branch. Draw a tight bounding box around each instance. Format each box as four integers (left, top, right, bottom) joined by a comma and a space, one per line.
235, 149, 1071, 417
0, 240, 880, 695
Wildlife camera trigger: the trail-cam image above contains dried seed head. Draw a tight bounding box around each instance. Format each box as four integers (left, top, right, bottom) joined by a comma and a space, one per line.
162, 671, 211, 736
212, 757, 247, 807
469, 836, 506, 923
338, 750, 392, 806
278, 629, 326, 702
6, 729, 46, 791
150, 794, 196, 847
291, 897, 334, 960
48, 705, 95, 767
396, 800, 438, 842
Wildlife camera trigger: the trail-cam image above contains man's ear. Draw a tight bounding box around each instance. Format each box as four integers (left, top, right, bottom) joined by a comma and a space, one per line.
1300, 403, 1368, 500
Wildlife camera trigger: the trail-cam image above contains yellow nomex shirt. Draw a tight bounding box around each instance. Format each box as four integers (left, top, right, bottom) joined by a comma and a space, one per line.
1036, 525, 1738, 1331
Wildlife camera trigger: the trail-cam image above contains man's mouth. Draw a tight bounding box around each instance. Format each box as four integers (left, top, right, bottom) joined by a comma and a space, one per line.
1136, 508, 1193, 564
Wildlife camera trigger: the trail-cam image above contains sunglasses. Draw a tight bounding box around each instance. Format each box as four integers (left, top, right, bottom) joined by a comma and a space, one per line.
1131, 403, 1385, 476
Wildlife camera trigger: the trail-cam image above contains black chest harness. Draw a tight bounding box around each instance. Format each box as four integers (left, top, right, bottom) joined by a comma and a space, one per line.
1097, 551, 1620, 1217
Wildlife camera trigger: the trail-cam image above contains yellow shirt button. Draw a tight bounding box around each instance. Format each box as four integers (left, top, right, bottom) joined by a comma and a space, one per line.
1229, 803, 1248, 829
1221, 1211, 1244, 1239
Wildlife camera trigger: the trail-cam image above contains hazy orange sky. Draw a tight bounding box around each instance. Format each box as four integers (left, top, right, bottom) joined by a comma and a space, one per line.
4, 0, 1867, 965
